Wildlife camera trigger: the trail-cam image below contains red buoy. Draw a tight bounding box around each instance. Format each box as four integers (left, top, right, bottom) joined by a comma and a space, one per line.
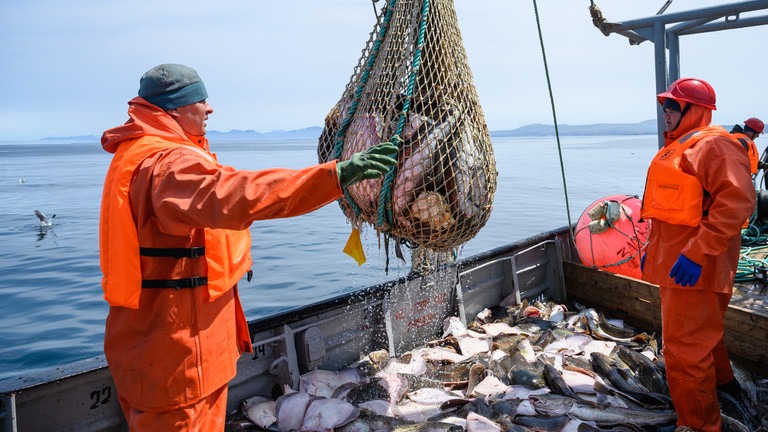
573, 195, 649, 279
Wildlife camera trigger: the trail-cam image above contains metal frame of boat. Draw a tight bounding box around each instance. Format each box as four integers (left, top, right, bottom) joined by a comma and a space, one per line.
3, 2, 768, 431
593, 0, 768, 147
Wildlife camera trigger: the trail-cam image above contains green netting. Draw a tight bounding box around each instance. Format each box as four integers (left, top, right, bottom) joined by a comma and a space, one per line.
318, 0, 497, 254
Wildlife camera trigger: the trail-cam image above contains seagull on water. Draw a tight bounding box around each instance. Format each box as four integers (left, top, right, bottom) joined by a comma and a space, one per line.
34, 209, 56, 227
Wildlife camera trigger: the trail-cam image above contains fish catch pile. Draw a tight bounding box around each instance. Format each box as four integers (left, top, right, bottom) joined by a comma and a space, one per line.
228, 300, 768, 431
317, 0, 497, 254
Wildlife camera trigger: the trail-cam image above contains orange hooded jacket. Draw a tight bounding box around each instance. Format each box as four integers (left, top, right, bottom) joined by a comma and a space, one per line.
641, 102, 756, 432
641, 103, 755, 292
100, 97, 343, 411
731, 132, 759, 175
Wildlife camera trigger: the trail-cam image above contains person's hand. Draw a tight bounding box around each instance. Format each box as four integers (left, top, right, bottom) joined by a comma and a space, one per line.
669, 254, 702, 287
337, 142, 398, 187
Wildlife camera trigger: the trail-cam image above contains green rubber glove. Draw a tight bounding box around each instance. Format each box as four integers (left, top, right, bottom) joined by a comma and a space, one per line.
337, 142, 398, 188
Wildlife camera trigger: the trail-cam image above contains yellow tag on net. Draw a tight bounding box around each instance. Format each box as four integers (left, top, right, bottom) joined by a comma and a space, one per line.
343, 228, 366, 265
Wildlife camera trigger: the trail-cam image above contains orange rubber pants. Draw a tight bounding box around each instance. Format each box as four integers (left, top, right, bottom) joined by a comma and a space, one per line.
660, 285, 734, 432
118, 384, 227, 432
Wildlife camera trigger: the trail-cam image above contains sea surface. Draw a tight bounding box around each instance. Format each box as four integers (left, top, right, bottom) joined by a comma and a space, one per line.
0, 135, 657, 382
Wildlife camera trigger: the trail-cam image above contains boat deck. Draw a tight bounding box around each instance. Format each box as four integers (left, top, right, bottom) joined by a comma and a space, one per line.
733, 280, 768, 314
733, 246, 768, 313
564, 260, 768, 376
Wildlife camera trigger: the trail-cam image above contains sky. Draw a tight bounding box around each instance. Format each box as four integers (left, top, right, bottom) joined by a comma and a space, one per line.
1, 1, 767, 141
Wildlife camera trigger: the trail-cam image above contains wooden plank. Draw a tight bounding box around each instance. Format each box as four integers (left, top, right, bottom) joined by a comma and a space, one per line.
564, 261, 661, 333
563, 261, 768, 374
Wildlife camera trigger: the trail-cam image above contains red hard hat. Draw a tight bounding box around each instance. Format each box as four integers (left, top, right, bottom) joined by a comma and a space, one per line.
657, 77, 717, 110
745, 117, 765, 134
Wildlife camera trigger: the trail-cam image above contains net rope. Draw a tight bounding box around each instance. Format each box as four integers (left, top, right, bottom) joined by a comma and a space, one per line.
319, 0, 498, 256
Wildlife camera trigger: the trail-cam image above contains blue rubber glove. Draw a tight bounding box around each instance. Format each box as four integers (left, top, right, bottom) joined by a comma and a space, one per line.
640, 253, 646, 272
669, 254, 702, 287
337, 142, 398, 187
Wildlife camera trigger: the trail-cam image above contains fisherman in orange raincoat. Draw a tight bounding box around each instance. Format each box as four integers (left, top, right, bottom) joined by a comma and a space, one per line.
730, 117, 764, 176
640, 77, 755, 432
99, 64, 397, 431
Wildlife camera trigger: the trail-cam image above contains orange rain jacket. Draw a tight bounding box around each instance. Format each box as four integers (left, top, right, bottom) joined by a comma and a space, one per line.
100, 97, 343, 411
640, 104, 755, 431
641, 105, 755, 292
731, 132, 759, 175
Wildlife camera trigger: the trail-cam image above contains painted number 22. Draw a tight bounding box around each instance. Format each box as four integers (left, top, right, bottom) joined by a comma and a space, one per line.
89, 386, 112, 409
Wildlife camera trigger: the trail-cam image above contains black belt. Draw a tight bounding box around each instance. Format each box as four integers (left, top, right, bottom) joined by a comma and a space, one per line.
139, 247, 206, 289
139, 247, 205, 258
142, 277, 208, 289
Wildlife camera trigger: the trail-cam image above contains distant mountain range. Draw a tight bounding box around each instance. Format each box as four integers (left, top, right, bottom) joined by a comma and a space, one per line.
42, 120, 660, 143
492, 119, 658, 137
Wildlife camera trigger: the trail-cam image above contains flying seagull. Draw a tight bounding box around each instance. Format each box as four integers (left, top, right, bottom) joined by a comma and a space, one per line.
34, 209, 55, 227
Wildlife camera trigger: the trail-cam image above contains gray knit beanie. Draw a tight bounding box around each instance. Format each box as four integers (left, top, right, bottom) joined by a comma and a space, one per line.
138, 64, 208, 110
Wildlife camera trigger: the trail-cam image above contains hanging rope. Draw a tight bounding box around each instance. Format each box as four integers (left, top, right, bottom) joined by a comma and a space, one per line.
332, 0, 398, 218
377, 0, 430, 229
532, 0, 575, 239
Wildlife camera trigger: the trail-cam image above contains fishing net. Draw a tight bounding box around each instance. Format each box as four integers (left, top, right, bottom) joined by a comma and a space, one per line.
318, 0, 497, 256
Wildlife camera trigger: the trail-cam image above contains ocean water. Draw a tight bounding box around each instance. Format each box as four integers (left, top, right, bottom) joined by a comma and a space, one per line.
0, 135, 657, 382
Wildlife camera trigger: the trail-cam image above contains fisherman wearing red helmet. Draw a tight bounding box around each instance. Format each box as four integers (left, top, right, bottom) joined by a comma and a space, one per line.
641, 78, 755, 432
730, 117, 764, 174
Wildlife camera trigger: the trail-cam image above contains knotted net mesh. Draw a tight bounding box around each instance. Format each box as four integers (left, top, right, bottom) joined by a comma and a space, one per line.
318, 0, 497, 253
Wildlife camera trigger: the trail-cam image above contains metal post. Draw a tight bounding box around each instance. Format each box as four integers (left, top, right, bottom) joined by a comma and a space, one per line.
594, 1, 768, 148
653, 21, 668, 149
667, 33, 680, 84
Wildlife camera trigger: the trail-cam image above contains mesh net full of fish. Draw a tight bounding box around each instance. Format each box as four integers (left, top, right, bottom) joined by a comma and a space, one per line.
318, 0, 498, 256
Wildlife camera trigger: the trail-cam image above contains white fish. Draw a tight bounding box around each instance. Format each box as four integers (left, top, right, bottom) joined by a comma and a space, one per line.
466, 411, 501, 432
300, 369, 362, 397
641, 345, 658, 361
514, 397, 538, 415
439, 416, 468, 429
469, 373, 508, 398
579, 339, 616, 360
410, 347, 465, 364
442, 316, 467, 337
456, 332, 492, 358
490, 349, 508, 362
381, 353, 427, 376
501, 385, 550, 401
515, 338, 537, 364
480, 322, 528, 338
547, 304, 566, 322
391, 400, 444, 423
543, 334, 594, 356
241, 395, 277, 429
561, 369, 598, 394
275, 392, 312, 432
407, 387, 461, 405
300, 397, 359, 432
374, 371, 409, 404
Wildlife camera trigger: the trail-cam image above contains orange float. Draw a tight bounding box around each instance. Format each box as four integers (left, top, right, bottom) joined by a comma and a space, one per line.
573, 194, 649, 279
